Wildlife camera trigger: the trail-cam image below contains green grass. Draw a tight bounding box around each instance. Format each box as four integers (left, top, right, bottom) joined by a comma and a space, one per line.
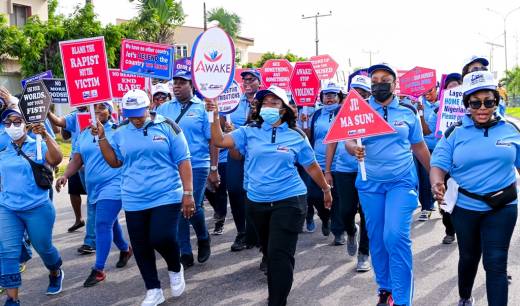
56, 138, 71, 177
506, 107, 520, 118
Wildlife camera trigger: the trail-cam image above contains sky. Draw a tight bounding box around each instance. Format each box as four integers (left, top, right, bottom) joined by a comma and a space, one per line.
57, 0, 520, 79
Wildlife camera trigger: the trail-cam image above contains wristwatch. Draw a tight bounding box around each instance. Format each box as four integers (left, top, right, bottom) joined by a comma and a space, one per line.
183, 190, 194, 196
210, 165, 218, 171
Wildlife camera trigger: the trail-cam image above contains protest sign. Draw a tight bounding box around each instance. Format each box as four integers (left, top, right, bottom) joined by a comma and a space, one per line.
174, 57, 192, 72
59, 37, 112, 107
309, 54, 339, 80
191, 27, 235, 122
399, 66, 437, 98
262, 59, 293, 91
77, 112, 93, 132
434, 85, 465, 138
289, 62, 320, 107
21, 70, 53, 89
42, 79, 68, 104
120, 39, 174, 80
109, 69, 146, 100
19, 80, 52, 160
217, 80, 242, 121
324, 90, 395, 180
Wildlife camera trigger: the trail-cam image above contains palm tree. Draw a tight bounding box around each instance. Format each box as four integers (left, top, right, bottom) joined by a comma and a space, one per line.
207, 7, 241, 38
130, 0, 185, 43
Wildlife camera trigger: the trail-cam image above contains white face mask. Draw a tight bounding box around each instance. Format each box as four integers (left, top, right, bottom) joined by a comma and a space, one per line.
5, 123, 25, 141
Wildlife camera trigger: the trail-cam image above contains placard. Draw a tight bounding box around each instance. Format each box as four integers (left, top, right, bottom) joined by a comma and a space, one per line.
42, 79, 68, 104
19, 80, 52, 123
120, 39, 174, 80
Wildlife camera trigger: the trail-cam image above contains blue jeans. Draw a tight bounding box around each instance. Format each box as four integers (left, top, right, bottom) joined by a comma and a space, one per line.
84, 202, 96, 248
178, 167, 209, 255
357, 169, 418, 306
451, 205, 517, 305
94, 199, 129, 271
414, 154, 434, 211
0, 202, 62, 288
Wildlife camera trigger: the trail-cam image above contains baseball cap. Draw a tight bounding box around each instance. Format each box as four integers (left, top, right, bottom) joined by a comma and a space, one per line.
240, 69, 262, 81
121, 89, 150, 118
152, 83, 170, 96
321, 83, 341, 95
462, 70, 496, 97
1, 108, 22, 122
255, 85, 289, 106
444, 73, 462, 87
350, 75, 372, 92
172, 69, 192, 81
463, 56, 489, 71
368, 63, 397, 79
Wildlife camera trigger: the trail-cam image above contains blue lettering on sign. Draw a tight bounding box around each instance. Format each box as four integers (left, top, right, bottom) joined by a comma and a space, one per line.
124, 47, 174, 80
21, 70, 53, 89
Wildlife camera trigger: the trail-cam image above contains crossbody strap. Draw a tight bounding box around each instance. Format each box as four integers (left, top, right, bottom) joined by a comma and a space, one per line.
175, 102, 194, 123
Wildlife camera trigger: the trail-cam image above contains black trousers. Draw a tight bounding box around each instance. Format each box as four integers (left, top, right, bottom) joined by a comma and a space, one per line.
440, 208, 455, 236
451, 205, 517, 305
125, 204, 182, 290
332, 171, 369, 255
205, 163, 228, 220
247, 195, 306, 306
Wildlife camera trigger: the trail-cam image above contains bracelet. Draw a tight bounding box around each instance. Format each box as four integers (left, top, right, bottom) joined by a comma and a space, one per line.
322, 185, 332, 193
324, 170, 331, 174
98, 137, 107, 141
183, 190, 194, 196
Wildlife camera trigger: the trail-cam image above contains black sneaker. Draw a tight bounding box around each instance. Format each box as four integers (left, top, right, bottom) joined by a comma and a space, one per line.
377, 290, 393, 306
116, 247, 133, 268
67, 220, 85, 233
213, 220, 224, 235
83, 269, 106, 287
4, 298, 20, 306
230, 233, 247, 252
197, 236, 211, 263
77, 244, 95, 255
321, 220, 331, 237
180, 253, 194, 268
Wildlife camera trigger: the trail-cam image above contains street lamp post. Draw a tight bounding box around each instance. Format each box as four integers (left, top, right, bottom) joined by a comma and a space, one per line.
302, 11, 332, 56
487, 6, 520, 72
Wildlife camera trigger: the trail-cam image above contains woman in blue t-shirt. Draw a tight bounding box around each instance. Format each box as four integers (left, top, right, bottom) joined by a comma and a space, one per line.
206, 85, 331, 306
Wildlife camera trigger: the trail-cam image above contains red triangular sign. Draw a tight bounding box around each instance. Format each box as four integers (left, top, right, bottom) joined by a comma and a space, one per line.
323, 90, 396, 144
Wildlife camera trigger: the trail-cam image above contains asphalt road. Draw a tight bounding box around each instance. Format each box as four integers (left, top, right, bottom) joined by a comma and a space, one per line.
12, 188, 520, 306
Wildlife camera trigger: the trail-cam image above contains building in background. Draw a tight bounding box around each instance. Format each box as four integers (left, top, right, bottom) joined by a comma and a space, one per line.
0, 0, 49, 92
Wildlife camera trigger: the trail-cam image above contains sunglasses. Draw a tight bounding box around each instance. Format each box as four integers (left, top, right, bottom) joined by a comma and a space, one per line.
154, 93, 168, 100
3, 120, 23, 127
468, 99, 496, 110
469, 66, 488, 73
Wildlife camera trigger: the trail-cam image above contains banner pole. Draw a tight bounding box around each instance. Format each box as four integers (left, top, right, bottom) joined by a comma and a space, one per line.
356, 138, 367, 181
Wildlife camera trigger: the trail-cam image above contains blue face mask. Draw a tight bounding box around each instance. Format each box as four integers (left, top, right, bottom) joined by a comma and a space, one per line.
323, 103, 339, 112
260, 107, 281, 125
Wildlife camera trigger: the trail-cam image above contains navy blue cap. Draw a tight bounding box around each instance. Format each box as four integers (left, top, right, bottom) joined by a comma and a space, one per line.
172, 69, 192, 81
240, 69, 262, 82
368, 63, 396, 79
444, 73, 462, 87
1, 108, 22, 122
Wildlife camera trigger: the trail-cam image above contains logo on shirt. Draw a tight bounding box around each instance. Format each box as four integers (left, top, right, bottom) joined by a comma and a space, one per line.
496, 140, 512, 147
152, 135, 167, 142
186, 112, 196, 117
276, 145, 290, 153
393, 120, 406, 127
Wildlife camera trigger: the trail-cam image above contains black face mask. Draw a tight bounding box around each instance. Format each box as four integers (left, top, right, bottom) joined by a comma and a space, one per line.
371, 83, 393, 102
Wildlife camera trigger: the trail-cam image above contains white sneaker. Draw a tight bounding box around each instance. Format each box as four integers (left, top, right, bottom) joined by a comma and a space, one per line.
169, 266, 185, 297
141, 289, 165, 306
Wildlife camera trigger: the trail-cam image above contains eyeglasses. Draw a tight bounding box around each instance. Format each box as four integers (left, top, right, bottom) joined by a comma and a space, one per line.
154, 93, 168, 100
468, 99, 496, 109
3, 120, 23, 127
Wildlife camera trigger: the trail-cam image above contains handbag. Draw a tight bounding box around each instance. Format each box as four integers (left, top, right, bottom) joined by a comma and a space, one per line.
13, 143, 54, 190
458, 182, 517, 210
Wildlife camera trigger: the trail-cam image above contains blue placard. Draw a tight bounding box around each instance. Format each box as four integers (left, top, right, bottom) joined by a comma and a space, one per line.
121, 40, 174, 80
21, 70, 54, 89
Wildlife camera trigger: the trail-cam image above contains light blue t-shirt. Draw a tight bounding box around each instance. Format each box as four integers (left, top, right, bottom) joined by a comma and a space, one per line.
73, 121, 121, 205
0, 136, 50, 210
111, 115, 191, 211
229, 94, 252, 127
0, 126, 9, 151
335, 141, 358, 173
431, 115, 520, 211
311, 107, 339, 170
418, 97, 439, 150
359, 96, 424, 182
230, 122, 316, 202
156, 96, 211, 169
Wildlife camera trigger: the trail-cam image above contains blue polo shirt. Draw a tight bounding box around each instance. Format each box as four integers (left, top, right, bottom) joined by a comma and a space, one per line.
0, 126, 9, 151
360, 96, 424, 182
419, 97, 439, 150
156, 96, 210, 169
335, 141, 358, 173
431, 115, 520, 211
311, 107, 339, 169
427, 108, 439, 139
112, 114, 191, 211
229, 94, 252, 127
65, 111, 81, 155
73, 121, 121, 205
28, 119, 56, 140
0, 136, 49, 210
230, 122, 316, 202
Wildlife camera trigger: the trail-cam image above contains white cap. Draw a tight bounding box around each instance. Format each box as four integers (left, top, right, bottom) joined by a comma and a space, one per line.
255, 85, 290, 106
121, 89, 150, 117
152, 83, 170, 96
350, 75, 371, 92
462, 71, 496, 96
463, 55, 489, 71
